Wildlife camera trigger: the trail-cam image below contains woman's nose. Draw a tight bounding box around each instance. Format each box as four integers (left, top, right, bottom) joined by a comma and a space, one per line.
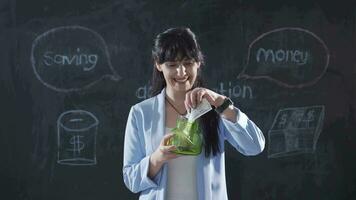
177, 64, 186, 76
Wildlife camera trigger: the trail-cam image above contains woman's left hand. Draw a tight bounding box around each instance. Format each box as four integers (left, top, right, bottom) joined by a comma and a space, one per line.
184, 87, 225, 110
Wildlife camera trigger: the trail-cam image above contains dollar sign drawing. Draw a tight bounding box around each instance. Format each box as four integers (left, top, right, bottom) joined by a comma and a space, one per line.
67, 135, 85, 154
304, 110, 315, 128
278, 113, 288, 129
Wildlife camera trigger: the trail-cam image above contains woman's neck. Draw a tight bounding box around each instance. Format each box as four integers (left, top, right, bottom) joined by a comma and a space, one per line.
165, 87, 186, 104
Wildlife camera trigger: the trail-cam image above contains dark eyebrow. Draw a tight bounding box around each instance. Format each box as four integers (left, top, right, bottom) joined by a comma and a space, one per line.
179, 58, 194, 62
166, 61, 179, 64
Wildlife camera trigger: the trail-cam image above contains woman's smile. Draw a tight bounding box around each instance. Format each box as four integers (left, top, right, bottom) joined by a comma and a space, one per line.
174, 77, 189, 83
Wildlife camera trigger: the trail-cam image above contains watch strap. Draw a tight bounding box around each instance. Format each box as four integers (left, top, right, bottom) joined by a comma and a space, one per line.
215, 97, 233, 114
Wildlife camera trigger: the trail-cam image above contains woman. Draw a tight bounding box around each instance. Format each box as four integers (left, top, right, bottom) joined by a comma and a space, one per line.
123, 27, 265, 200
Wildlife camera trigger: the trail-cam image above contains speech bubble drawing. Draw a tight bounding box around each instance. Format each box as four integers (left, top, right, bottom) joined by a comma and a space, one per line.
238, 27, 330, 88
31, 26, 121, 92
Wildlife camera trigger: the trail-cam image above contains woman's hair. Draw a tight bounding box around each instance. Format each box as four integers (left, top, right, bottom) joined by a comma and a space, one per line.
150, 27, 220, 157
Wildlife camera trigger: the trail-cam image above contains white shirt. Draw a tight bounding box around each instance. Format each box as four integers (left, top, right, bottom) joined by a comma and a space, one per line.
166, 127, 198, 200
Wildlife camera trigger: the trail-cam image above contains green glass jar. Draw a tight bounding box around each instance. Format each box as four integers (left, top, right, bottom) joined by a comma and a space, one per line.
167, 117, 203, 155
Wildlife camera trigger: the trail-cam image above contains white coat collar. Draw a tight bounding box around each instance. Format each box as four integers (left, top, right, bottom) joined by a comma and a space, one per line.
150, 88, 166, 152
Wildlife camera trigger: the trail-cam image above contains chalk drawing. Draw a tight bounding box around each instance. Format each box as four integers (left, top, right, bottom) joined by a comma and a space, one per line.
57, 110, 98, 166
135, 81, 254, 100
268, 105, 325, 158
31, 26, 121, 92
239, 27, 330, 88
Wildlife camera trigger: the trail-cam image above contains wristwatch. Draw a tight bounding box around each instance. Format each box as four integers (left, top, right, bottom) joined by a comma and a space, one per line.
215, 97, 233, 114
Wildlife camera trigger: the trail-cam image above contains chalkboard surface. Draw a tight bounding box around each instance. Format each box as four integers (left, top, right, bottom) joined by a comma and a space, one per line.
1, 0, 355, 199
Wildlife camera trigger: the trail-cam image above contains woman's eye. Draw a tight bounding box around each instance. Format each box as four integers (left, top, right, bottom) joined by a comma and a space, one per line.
184, 62, 194, 66
168, 64, 178, 67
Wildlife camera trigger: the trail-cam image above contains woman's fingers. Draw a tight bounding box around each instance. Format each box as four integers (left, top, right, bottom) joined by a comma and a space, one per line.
190, 89, 198, 108
185, 87, 203, 109
197, 89, 206, 103
161, 133, 175, 145
184, 90, 192, 111
158, 144, 179, 161
204, 92, 217, 107
154, 133, 181, 163
186, 87, 219, 109
159, 145, 177, 153
159, 133, 177, 154
185, 87, 231, 112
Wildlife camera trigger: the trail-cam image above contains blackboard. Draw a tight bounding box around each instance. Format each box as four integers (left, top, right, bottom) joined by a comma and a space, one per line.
1, 0, 355, 199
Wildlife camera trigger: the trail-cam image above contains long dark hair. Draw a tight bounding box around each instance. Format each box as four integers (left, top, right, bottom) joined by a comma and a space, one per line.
150, 27, 220, 157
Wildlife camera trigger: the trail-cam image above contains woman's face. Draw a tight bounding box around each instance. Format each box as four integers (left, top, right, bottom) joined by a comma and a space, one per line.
156, 58, 200, 93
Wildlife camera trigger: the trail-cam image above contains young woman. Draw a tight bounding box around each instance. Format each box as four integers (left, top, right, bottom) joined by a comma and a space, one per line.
123, 27, 265, 200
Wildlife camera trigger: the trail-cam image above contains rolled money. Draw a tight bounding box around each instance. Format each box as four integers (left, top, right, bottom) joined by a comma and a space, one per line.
186, 98, 212, 122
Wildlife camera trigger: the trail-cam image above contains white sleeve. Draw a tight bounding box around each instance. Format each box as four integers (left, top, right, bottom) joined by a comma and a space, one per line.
219, 107, 265, 156
122, 106, 161, 193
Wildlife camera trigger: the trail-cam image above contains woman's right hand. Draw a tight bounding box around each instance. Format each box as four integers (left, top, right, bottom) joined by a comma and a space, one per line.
148, 133, 179, 178
152, 133, 179, 164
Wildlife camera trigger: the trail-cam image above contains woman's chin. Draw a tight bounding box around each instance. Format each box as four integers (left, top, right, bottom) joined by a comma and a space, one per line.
173, 84, 191, 92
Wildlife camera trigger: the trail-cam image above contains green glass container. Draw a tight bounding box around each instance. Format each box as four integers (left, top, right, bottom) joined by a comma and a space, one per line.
167, 117, 203, 155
